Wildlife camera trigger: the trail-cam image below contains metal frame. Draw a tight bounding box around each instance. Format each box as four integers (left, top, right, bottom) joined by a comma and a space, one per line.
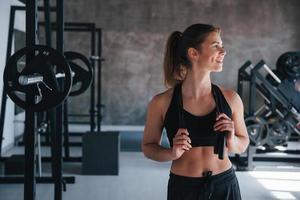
0, 3, 76, 200
234, 60, 300, 171
24, 2, 37, 199
0, 6, 103, 163
38, 22, 103, 133
38, 23, 103, 160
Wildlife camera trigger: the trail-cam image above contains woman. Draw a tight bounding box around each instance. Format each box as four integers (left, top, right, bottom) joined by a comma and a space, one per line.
142, 24, 249, 200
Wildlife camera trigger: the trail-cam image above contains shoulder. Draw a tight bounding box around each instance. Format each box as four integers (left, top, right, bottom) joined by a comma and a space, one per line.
217, 85, 243, 112
147, 88, 174, 111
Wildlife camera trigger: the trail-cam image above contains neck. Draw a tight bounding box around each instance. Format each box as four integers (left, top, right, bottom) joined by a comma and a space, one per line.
181, 68, 212, 100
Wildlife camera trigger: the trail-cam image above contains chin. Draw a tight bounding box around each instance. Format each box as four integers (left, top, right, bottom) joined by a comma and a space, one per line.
213, 65, 223, 72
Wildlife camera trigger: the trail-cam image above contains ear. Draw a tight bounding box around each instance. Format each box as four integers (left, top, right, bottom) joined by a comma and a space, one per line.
187, 47, 199, 61
174, 65, 187, 81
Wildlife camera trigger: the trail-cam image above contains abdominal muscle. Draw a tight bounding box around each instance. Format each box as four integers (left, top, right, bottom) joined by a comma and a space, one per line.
170, 146, 232, 177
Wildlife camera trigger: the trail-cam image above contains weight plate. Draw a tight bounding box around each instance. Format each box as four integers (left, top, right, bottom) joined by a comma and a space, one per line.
245, 116, 269, 146
64, 51, 93, 96
3, 45, 72, 112
266, 118, 291, 147
276, 52, 300, 79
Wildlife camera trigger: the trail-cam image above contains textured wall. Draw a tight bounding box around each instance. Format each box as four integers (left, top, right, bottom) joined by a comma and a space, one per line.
61, 0, 300, 125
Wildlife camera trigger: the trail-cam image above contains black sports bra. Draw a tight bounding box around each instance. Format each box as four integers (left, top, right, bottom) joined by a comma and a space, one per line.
163, 83, 232, 158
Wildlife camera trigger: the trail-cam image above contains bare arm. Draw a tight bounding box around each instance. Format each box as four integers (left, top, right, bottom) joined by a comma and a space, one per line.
214, 90, 250, 154
227, 91, 250, 154
142, 95, 175, 162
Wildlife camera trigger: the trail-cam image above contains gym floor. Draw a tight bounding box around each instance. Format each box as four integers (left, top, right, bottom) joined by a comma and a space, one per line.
1, 132, 300, 200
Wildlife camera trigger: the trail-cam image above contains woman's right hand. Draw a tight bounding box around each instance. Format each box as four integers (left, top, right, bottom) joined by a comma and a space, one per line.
171, 128, 192, 160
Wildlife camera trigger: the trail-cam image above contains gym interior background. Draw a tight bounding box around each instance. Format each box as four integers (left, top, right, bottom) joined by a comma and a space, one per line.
0, 0, 300, 200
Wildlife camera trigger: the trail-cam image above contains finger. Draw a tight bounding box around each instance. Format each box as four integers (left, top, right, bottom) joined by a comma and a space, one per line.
214, 118, 234, 126
176, 128, 189, 136
179, 128, 189, 135
173, 140, 192, 148
174, 144, 190, 151
215, 124, 233, 133
175, 135, 191, 143
214, 121, 233, 130
173, 139, 192, 148
173, 138, 188, 144
219, 126, 234, 132
214, 123, 233, 131
216, 113, 231, 121
181, 145, 190, 151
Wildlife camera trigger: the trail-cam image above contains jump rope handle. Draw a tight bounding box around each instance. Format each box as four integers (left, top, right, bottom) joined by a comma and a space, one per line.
215, 129, 226, 159
213, 113, 226, 159
213, 114, 226, 159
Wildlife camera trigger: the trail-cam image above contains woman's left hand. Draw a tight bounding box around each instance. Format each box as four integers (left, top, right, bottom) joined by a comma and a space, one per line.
213, 113, 235, 145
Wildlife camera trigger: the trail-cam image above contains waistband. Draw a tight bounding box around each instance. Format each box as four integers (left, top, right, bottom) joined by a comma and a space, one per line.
169, 166, 236, 185
169, 167, 236, 199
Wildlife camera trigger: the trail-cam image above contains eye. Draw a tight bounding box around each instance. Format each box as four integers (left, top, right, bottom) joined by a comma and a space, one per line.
214, 45, 224, 49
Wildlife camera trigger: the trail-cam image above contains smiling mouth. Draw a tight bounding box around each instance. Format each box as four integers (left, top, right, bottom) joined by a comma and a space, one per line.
216, 57, 224, 63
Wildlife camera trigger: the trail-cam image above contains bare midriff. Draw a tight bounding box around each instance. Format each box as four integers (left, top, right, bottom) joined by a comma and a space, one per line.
170, 146, 232, 177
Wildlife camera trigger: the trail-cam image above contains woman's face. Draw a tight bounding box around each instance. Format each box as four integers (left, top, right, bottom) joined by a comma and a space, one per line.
194, 31, 226, 72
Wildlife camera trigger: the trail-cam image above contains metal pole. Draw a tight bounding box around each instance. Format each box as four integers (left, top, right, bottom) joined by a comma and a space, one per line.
24, 0, 38, 199
63, 101, 70, 158
96, 29, 102, 133
90, 25, 96, 132
44, 0, 52, 46
54, 0, 64, 199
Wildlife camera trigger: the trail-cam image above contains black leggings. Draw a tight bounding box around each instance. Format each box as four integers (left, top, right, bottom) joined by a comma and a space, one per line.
167, 167, 241, 200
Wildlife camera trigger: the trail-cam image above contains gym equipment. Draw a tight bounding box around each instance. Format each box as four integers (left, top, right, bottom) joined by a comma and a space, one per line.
245, 116, 269, 146
266, 117, 291, 146
82, 132, 120, 175
39, 22, 103, 132
6, 10, 117, 177
252, 60, 300, 136
234, 59, 300, 171
0, 1, 76, 200
276, 51, 300, 79
3, 45, 72, 112
277, 78, 300, 111
64, 51, 93, 96
4, 155, 25, 175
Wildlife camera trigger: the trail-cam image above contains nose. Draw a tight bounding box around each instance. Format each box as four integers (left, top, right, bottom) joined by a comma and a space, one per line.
220, 47, 226, 56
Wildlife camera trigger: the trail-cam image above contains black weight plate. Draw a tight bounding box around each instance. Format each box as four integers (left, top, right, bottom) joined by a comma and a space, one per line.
245, 116, 269, 146
68, 62, 91, 96
266, 119, 291, 147
64, 51, 93, 96
3, 45, 72, 112
276, 52, 300, 79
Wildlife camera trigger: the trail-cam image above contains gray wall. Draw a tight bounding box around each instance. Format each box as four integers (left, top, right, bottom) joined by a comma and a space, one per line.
62, 0, 300, 125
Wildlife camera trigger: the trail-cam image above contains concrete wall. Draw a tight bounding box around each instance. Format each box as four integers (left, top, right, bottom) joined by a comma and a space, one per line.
0, 0, 25, 152
62, 0, 300, 125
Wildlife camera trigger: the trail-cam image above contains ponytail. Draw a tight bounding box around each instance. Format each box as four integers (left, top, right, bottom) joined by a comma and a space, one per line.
163, 31, 185, 88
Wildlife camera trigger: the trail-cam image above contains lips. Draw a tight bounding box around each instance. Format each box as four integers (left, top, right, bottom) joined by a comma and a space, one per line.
216, 58, 224, 63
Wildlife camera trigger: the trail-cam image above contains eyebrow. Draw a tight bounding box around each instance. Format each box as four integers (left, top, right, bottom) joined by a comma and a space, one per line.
211, 41, 222, 45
